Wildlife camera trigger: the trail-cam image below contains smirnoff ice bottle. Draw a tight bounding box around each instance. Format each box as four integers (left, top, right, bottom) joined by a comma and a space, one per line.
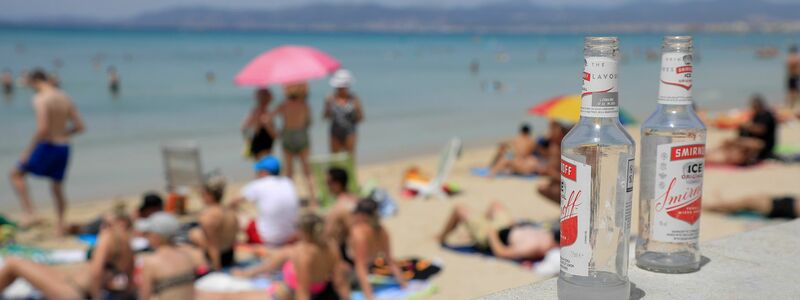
636, 36, 706, 273
558, 37, 635, 300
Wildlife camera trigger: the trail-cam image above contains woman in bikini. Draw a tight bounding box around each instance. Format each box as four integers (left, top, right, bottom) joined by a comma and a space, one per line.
0, 208, 135, 299
137, 212, 208, 300
242, 88, 276, 160
189, 174, 239, 271
202, 213, 345, 300
274, 83, 316, 202
345, 199, 406, 300
324, 70, 364, 156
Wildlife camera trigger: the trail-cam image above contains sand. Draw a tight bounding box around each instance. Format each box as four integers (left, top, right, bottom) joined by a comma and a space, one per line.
8, 123, 800, 299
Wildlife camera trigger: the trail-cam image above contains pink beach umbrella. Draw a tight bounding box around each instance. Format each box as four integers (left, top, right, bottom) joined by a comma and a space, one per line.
235, 45, 341, 86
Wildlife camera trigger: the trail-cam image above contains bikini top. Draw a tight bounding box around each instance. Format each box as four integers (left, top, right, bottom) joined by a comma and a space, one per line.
282, 260, 329, 294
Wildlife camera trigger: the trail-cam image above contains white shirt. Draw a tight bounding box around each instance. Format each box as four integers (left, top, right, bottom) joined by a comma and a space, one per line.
241, 176, 300, 246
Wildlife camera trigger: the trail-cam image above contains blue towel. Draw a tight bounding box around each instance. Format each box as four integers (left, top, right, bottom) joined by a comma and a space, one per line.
470, 167, 538, 180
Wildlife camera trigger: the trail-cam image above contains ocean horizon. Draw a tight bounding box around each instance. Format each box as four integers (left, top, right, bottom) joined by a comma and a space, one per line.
0, 28, 796, 207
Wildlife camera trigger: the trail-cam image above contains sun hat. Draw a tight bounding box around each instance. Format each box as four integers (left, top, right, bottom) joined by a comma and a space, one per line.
254, 155, 281, 175
329, 69, 354, 88
135, 212, 180, 239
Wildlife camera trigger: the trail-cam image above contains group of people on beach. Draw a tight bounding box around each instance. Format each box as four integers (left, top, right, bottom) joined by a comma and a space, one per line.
241, 69, 364, 202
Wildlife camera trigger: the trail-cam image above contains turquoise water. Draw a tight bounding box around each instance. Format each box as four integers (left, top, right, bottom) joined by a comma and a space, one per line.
0, 28, 797, 205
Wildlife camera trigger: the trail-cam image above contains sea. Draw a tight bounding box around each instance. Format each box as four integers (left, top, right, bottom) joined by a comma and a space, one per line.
0, 28, 797, 206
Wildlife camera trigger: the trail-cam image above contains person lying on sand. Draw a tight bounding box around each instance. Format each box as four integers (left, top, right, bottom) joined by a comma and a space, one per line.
189, 174, 239, 271
137, 212, 208, 300
203, 213, 345, 300
66, 193, 163, 236
488, 123, 541, 177
707, 95, 777, 166
437, 201, 558, 261
707, 192, 799, 219
0, 208, 135, 299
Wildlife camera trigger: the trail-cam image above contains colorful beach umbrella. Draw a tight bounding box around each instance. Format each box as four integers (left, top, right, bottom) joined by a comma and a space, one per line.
235, 45, 340, 86
528, 94, 637, 125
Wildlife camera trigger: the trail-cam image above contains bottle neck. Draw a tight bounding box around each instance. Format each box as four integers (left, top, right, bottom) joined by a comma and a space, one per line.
580, 56, 619, 120
658, 50, 693, 105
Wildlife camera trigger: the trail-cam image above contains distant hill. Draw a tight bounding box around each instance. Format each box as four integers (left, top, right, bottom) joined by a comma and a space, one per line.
5, 0, 800, 33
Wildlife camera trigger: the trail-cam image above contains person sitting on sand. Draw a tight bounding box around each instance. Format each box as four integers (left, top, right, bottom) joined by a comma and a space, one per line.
707, 95, 777, 166
189, 174, 239, 271
537, 120, 573, 203
438, 201, 559, 261
137, 212, 208, 300
324, 167, 359, 248
275, 82, 316, 203
10, 69, 85, 233
0, 208, 135, 299
218, 213, 344, 300
346, 199, 406, 300
488, 123, 541, 177
241, 88, 277, 160
231, 156, 300, 247
707, 192, 800, 219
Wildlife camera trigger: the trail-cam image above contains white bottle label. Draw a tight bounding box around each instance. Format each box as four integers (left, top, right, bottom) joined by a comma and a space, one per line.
652, 142, 704, 242
581, 56, 619, 118
658, 52, 693, 105
560, 156, 592, 276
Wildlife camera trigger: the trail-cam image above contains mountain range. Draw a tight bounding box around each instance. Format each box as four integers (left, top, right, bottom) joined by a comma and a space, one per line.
5, 0, 800, 33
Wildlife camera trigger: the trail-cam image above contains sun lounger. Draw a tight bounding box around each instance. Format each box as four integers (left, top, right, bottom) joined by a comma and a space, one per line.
161, 141, 204, 191
406, 138, 462, 200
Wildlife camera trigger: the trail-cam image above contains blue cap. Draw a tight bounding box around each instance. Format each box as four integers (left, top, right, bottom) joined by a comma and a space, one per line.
254, 156, 281, 175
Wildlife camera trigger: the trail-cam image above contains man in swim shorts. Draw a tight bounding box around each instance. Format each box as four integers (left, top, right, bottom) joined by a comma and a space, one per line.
10, 69, 85, 233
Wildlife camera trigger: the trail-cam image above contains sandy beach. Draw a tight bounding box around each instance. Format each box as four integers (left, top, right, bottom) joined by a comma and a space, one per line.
8, 122, 800, 299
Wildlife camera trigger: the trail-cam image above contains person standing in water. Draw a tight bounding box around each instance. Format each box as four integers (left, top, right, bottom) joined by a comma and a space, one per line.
276, 83, 316, 203
107, 66, 120, 97
323, 69, 364, 156
10, 69, 85, 232
1, 69, 13, 98
787, 45, 800, 108
241, 88, 276, 159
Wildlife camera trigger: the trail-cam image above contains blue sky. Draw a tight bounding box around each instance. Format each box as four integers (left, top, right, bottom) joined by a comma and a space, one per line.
3, 0, 686, 20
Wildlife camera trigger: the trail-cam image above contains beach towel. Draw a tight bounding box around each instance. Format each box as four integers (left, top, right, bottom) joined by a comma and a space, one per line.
370, 257, 442, 281
774, 144, 800, 162
195, 272, 272, 292
351, 279, 438, 300
470, 167, 538, 180
0, 244, 86, 265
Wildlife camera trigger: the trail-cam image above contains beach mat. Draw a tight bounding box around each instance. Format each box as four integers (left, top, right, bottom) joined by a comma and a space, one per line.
470, 167, 538, 180
352, 279, 438, 300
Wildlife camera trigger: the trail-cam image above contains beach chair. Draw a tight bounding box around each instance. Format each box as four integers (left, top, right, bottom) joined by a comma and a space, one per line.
407, 138, 463, 200
161, 141, 204, 191
310, 152, 359, 208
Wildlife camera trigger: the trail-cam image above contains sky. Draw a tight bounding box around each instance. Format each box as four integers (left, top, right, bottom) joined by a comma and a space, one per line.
2, 0, 676, 20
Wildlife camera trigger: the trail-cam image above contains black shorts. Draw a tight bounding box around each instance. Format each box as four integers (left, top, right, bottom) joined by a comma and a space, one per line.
789, 76, 799, 92
768, 196, 797, 219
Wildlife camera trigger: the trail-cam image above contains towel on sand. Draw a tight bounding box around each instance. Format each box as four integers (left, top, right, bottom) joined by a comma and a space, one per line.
470, 167, 538, 180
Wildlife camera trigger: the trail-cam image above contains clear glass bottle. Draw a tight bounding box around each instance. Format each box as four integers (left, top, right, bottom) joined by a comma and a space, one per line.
558, 37, 635, 300
636, 36, 706, 274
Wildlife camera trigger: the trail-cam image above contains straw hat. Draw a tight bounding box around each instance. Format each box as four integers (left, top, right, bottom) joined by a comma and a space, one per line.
329, 69, 355, 88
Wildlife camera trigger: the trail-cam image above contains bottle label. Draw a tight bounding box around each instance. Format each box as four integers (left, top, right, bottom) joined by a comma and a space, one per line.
658, 52, 693, 105
581, 57, 619, 118
560, 156, 592, 276
652, 141, 704, 242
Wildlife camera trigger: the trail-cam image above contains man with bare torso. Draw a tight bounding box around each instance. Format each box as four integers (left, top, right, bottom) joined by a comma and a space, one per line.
488, 123, 540, 177
10, 69, 85, 232
787, 44, 800, 109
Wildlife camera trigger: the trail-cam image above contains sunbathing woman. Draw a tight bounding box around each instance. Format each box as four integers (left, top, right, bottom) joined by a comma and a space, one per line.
707, 192, 800, 219
137, 212, 208, 300
275, 82, 316, 203
437, 201, 558, 261
189, 175, 239, 270
0, 209, 135, 299
345, 198, 406, 300
203, 213, 344, 300
488, 124, 541, 177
